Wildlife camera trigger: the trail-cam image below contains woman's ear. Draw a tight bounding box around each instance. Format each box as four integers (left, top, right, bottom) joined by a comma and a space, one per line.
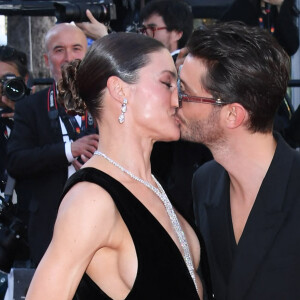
225, 103, 247, 129
106, 76, 127, 104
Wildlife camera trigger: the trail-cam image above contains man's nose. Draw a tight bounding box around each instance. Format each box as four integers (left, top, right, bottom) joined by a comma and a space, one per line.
64, 49, 75, 62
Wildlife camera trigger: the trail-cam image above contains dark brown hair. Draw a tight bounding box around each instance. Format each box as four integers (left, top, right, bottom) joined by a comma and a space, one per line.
187, 22, 290, 133
58, 32, 165, 118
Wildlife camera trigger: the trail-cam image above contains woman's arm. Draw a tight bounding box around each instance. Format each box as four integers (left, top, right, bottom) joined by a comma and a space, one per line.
26, 181, 118, 300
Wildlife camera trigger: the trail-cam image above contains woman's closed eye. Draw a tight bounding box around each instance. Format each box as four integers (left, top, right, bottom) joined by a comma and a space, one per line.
161, 81, 173, 89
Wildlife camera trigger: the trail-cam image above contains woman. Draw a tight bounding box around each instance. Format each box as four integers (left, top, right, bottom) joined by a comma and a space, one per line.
26, 32, 204, 300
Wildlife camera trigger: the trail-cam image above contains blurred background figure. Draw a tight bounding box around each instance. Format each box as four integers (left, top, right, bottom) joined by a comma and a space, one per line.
0, 45, 31, 299
7, 23, 99, 267
221, 0, 299, 56
0, 45, 30, 197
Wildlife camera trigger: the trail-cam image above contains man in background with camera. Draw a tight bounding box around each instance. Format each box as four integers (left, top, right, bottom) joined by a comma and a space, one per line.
0, 45, 30, 199
7, 23, 99, 267
0, 46, 31, 275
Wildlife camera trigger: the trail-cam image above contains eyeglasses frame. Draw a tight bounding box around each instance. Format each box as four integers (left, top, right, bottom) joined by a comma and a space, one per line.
177, 65, 228, 108
138, 25, 168, 38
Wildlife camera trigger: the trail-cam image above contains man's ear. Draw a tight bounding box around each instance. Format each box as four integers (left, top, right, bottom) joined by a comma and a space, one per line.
43, 53, 49, 67
225, 103, 247, 129
106, 76, 127, 103
171, 30, 183, 44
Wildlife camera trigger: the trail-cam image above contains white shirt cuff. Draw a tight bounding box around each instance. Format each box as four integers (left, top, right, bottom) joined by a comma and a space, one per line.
65, 142, 75, 162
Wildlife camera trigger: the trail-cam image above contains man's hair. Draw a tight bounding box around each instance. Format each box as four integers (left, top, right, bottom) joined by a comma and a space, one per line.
140, 0, 193, 49
187, 22, 290, 133
0, 45, 29, 78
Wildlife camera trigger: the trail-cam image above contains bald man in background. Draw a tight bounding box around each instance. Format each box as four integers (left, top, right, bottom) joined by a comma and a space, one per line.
7, 23, 99, 266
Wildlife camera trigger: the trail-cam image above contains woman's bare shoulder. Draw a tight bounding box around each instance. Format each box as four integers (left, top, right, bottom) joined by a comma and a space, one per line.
55, 181, 119, 249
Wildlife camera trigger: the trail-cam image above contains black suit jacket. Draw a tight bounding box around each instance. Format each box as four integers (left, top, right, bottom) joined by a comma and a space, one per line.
7, 87, 69, 265
192, 134, 300, 300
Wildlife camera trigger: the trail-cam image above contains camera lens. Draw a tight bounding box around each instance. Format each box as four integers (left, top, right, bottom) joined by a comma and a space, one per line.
1, 76, 30, 102
54, 2, 116, 23
4, 78, 25, 101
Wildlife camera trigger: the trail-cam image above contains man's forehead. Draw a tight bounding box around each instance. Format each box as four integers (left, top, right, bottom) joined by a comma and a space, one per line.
182, 55, 206, 75
143, 13, 165, 26
45, 25, 87, 50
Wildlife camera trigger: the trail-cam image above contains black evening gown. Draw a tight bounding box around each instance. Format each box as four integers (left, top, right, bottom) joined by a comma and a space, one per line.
60, 167, 202, 300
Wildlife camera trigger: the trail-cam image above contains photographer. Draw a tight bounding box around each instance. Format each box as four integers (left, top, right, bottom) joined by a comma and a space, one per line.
0, 45, 30, 197
0, 46, 31, 283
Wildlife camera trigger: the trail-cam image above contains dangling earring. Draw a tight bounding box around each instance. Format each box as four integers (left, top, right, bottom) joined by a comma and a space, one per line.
118, 98, 128, 124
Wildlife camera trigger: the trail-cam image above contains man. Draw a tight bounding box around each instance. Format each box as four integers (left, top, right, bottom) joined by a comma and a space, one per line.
176, 22, 300, 299
139, 0, 193, 61
0, 45, 30, 196
7, 23, 99, 266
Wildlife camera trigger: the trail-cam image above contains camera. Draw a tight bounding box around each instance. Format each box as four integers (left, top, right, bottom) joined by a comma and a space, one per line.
54, 0, 117, 23
0, 195, 26, 273
0, 74, 31, 102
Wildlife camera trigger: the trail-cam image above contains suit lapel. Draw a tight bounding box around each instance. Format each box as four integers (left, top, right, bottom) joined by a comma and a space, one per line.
227, 135, 292, 300
205, 168, 232, 290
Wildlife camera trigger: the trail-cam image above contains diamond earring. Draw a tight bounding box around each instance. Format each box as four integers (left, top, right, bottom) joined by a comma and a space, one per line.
118, 98, 128, 124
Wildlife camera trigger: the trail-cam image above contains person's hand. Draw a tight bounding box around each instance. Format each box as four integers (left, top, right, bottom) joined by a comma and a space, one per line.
0, 97, 15, 118
71, 154, 90, 170
261, 0, 284, 13
71, 133, 99, 159
263, 0, 284, 5
76, 9, 108, 40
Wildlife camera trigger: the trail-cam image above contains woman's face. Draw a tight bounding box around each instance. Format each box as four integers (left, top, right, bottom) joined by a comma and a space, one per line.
129, 49, 180, 142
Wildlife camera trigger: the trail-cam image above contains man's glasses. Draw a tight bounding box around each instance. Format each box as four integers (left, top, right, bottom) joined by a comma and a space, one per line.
138, 26, 168, 38
177, 65, 227, 108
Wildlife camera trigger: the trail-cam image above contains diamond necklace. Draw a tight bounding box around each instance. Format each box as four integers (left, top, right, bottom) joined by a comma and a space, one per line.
94, 150, 198, 292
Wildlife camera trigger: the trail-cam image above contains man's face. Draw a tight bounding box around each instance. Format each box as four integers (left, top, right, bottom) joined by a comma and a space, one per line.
142, 14, 181, 53
175, 55, 225, 147
44, 24, 87, 82
0, 61, 20, 108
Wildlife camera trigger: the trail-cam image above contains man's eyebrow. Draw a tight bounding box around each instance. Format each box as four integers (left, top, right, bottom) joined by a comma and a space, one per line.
144, 23, 157, 27
72, 44, 84, 48
52, 44, 83, 50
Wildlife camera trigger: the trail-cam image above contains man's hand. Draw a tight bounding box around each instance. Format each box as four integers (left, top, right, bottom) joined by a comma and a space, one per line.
263, 0, 284, 6
0, 97, 15, 118
76, 9, 108, 40
72, 154, 90, 170
71, 133, 99, 159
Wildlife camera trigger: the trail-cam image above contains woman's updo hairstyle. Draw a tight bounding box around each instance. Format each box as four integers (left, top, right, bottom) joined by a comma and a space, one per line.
58, 32, 165, 120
